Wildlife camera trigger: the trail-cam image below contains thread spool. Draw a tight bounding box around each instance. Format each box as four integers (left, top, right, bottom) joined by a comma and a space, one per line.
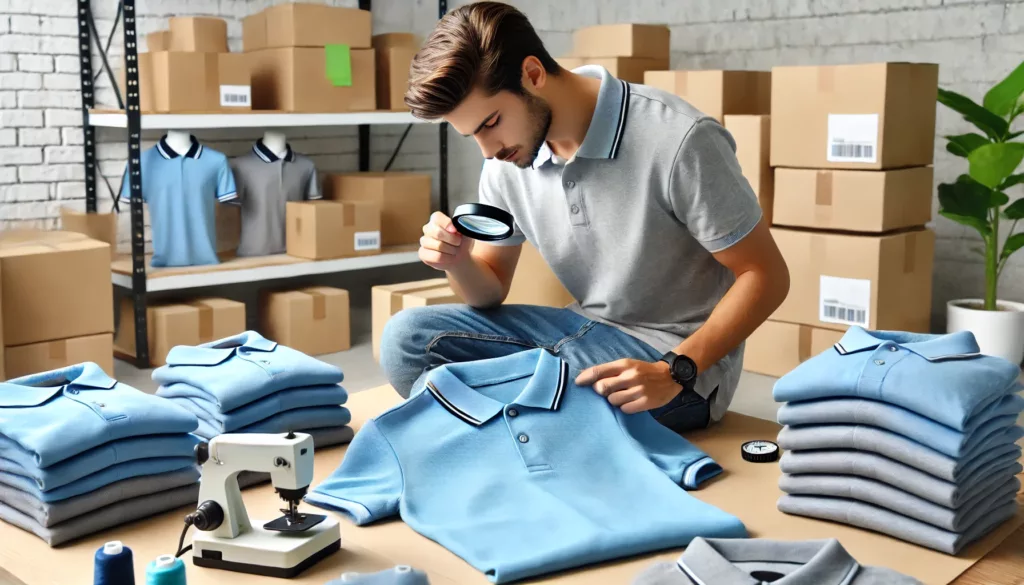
145, 554, 186, 585
94, 540, 135, 585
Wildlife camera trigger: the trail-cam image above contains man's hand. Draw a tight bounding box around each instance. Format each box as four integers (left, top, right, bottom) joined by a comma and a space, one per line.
575, 359, 681, 414
419, 212, 474, 271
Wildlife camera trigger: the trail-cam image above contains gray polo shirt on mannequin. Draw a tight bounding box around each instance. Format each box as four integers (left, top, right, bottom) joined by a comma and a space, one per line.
479, 66, 763, 421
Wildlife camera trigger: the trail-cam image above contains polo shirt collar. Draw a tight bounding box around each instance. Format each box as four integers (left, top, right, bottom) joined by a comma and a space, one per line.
0, 363, 117, 408
676, 538, 861, 585
253, 139, 295, 163
834, 326, 981, 361
164, 330, 279, 367
156, 135, 203, 160
423, 348, 569, 426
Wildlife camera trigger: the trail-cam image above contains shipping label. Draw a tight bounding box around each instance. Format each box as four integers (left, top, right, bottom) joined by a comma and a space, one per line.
827, 114, 879, 163
220, 85, 252, 107
819, 275, 870, 326
354, 231, 381, 251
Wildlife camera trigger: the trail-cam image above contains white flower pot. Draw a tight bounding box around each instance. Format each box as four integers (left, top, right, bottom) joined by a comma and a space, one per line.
946, 299, 1024, 365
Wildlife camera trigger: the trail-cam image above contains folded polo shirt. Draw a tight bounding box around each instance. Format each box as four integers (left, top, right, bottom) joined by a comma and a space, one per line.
151, 331, 344, 412
777, 424, 1024, 482
0, 362, 198, 468
633, 537, 923, 585
307, 348, 745, 584
157, 383, 348, 432
773, 327, 1022, 430
776, 394, 1024, 458
777, 494, 1019, 554
191, 405, 351, 440
0, 456, 195, 503
779, 474, 1021, 532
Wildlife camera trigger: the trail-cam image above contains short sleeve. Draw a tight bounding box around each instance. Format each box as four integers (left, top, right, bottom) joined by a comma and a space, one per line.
305, 167, 322, 200
119, 163, 146, 203
668, 118, 763, 253
615, 409, 722, 489
478, 160, 526, 246
226, 159, 244, 205
216, 161, 238, 203
304, 419, 403, 524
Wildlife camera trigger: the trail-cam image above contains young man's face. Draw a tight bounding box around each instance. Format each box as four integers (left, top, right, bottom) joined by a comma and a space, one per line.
446, 86, 552, 169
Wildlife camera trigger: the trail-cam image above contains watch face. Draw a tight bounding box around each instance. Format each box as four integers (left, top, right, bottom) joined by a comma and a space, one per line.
742, 440, 779, 455
673, 358, 697, 381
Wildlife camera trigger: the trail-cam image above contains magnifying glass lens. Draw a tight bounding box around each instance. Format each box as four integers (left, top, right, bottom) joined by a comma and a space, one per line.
458, 215, 509, 236
451, 203, 515, 241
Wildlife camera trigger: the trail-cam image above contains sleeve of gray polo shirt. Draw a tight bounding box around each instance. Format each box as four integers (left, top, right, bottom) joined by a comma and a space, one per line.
303, 159, 322, 200
668, 118, 763, 253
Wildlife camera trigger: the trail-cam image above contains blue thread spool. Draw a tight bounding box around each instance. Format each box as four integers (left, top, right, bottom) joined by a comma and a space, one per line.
94, 541, 135, 585
145, 554, 186, 585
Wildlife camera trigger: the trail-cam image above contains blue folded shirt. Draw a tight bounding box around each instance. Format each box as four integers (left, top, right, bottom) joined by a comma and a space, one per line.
152, 331, 344, 412
0, 456, 195, 502
0, 362, 198, 468
191, 405, 352, 440
157, 383, 348, 431
774, 327, 1022, 430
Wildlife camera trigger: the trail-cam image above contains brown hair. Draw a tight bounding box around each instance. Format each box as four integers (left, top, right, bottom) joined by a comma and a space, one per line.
405, 2, 560, 120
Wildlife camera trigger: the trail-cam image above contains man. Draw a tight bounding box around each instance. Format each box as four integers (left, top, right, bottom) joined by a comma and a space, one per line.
380, 2, 789, 433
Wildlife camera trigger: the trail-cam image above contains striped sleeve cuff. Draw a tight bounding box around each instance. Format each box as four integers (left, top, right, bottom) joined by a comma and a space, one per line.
217, 191, 238, 202
682, 456, 722, 490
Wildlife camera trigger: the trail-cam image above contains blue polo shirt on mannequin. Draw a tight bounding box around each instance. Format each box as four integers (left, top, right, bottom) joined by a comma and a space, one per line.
307, 349, 745, 584
121, 135, 237, 267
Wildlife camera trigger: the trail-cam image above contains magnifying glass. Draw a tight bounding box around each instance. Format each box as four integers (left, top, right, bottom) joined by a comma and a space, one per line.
451, 203, 515, 241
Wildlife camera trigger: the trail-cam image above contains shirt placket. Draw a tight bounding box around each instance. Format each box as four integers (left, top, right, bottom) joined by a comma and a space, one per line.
855, 342, 909, 402
560, 165, 588, 227
502, 405, 550, 472
63, 386, 125, 423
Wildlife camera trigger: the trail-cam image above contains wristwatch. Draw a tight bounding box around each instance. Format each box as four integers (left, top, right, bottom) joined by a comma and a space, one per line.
659, 351, 698, 391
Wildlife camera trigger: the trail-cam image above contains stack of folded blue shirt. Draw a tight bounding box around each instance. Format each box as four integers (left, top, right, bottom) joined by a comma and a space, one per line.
772, 326, 1024, 555
0, 362, 203, 546
154, 331, 354, 449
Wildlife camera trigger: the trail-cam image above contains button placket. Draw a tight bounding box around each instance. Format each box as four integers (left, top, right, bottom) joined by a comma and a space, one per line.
561, 169, 588, 227
505, 406, 547, 471
857, 345, 907, 400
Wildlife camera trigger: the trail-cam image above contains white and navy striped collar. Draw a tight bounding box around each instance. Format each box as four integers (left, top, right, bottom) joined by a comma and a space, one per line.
156, 135, 203, 160
833, 326, 981, 362
253, 139, 295, 163
422, 348, 569, 427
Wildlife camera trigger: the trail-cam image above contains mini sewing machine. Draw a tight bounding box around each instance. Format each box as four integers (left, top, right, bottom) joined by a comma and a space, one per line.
188, 431, 341, 578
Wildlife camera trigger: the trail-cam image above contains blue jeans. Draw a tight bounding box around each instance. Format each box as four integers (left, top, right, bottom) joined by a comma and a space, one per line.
379, 304, 712, 434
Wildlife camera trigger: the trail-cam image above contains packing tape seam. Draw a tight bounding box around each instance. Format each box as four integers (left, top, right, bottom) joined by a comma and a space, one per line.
309, 290, 327, 320
798, 325, 812, 363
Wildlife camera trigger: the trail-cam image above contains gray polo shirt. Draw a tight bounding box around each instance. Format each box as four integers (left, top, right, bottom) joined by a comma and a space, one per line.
232, 140, 321, 256
480, 66, 763, 420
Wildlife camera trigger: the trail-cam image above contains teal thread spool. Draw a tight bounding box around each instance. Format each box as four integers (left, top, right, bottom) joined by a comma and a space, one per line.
145, 555, 186, 585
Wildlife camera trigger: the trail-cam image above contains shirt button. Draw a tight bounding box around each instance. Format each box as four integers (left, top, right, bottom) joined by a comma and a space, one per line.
566, 180, 575, 188
507, 408, 519, 417
874, 359, 885, 366
67, 389, 79, 395
518, 433, 529, 443
889, 346, 898, 352
570, 204, 580, 215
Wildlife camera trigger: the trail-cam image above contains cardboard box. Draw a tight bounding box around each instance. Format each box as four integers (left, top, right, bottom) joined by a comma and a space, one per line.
242, 4, 371, 51
742, 320, 845, 377
5, 333, 114, 381
557, 56, 669, 84
724, 115, 773, 224
0, 230, 112, 347
249, 47, 375, 112
372, 33, 418, 110
212, 52, 252, 111
114, 297, 246, 367
572, 24, 670, 59
169, 16, 228, 53
147, 30, 170, 52
372, 33, 420, 50
60, 207, 117, 259
770, 62, 939, 170
645, 70, 771, 123
130, 52, 210, 113
371, 278, 450, 361
773, 167, 933, 233
506, 242, 574, 308
402, 287, 461, 309
323, 172, 430, 246
286, 201, 381, 260
261, 287, 350, 356
770, 227, 934, 333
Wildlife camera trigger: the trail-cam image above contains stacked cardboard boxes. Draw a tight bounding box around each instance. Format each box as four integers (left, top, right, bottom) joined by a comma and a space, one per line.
371, 279, 460, 361
558, 24, 670, 83
744, 62, 939, 377
114, 297, 246, 367
323, 172, 430, 247
261, 287, 350, 356
0, 231, 115, 380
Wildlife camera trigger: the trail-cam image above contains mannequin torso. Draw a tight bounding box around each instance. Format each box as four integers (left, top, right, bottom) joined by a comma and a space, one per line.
262, 132, 288, 159
164, 130, 193, 156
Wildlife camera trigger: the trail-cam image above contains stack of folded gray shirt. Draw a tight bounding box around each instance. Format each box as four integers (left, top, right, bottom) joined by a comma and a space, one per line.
772, 326, 1024, 554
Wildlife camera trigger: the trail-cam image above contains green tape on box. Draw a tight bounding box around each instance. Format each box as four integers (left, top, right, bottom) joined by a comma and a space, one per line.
325, 44, 352, 87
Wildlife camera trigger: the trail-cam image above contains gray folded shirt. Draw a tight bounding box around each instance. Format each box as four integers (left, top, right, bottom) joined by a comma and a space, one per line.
778, 450, 1023, 507
777, 424, 1023, 482
777, 494, 1019, 554
778, 473, 1021, 532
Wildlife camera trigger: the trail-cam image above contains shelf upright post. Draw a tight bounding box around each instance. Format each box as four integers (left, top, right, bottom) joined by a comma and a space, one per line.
77, 0, 98, 213
121, 0, 150, 367
358, 0, 372, 172
438, 0, 449, 215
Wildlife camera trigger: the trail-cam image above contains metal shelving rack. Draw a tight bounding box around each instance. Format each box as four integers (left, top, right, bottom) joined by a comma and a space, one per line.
77, 0, 451, 368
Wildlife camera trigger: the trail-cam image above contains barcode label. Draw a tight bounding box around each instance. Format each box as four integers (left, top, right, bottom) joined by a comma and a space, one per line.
220, 85, 251, 107
827, 114, 878, 163
819, 275, 871, 327
354, 231, 381, 251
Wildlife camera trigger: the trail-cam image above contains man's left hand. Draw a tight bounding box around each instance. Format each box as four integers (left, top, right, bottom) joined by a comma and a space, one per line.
575, 359, 681, 414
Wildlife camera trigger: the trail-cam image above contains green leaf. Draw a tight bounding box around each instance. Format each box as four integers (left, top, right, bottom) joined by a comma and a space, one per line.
939, 210, 992, 237
1001, 174, 1024, 190
1004, 197, 1024, 219
968, 143, 1024, 188
984, 61, 1024, 118
1000, 232, 1024, 262
945, 133, 991, 158
938, 88, 1010, 140
1009, 130, 1024, 140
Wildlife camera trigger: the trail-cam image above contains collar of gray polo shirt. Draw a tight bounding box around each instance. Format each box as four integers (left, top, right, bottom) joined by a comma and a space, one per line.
531, 65, 631, 169
253, 138, 296, 163
422, 349, 569, 427
676, 538, 861, 585
833, 326, 981, 362
156, 134, 203, 160
0, 362, 117, 408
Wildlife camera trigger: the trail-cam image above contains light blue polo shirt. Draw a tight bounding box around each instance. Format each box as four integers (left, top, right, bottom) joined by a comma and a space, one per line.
773, 327, 1022, 430
157, 383, 348, 432
306, 348, 746, 584
121, 135, 237, 267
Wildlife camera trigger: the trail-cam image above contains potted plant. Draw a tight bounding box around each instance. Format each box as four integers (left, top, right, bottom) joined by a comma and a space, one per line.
938, 60, 1024, 364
